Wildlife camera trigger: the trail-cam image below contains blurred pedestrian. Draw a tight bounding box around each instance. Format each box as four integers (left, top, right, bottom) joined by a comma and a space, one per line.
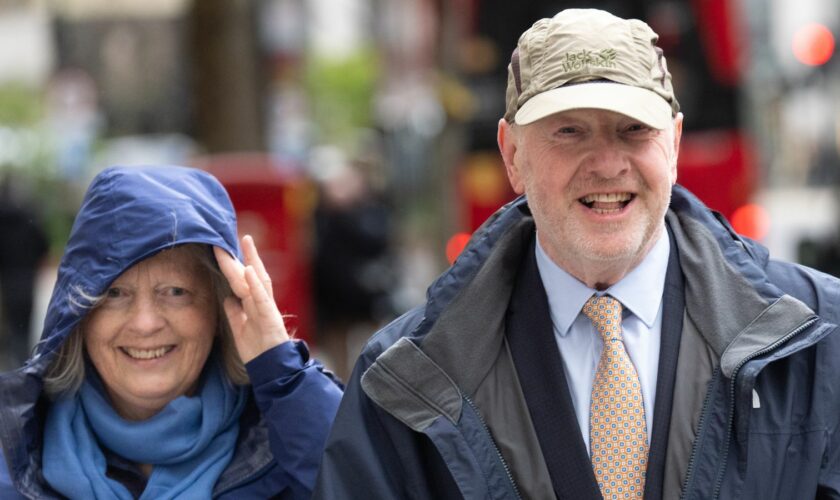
0, 166, 342, 499
313, 155, 395, 381
0, 196, 49, 370
315, 8, 840, 499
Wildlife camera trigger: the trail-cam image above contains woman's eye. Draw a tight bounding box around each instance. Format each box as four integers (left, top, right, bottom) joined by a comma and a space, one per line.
99, 287, 130, 308
166, 287, 188, 297
160, 286, 195, 305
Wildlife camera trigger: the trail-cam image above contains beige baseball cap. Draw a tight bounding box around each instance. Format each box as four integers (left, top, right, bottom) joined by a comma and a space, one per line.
505, 9, 680, 129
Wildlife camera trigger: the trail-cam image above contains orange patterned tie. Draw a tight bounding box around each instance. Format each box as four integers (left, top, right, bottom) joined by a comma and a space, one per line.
583, 295, 648, 499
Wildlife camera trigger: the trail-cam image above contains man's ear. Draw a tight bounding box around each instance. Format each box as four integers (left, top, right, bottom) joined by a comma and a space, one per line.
498, 119, 525, 194
670, 112, 684, 184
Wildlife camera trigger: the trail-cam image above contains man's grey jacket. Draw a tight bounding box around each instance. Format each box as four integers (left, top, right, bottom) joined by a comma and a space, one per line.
314, 185, 840, 499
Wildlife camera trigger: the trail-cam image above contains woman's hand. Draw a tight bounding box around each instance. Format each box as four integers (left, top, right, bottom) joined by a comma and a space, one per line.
214, 235, 290, 364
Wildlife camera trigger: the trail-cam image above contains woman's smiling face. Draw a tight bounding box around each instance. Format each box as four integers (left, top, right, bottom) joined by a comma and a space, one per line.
84, 246, 217, 420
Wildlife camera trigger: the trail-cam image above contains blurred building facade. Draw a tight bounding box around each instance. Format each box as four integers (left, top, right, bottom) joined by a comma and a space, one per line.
0, 0, 838, 368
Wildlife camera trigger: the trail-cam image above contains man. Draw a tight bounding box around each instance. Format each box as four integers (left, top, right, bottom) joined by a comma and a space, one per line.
315, 9, 840, 499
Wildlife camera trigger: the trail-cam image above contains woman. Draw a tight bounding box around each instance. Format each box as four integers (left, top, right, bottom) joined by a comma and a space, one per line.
0, 165, 343, 499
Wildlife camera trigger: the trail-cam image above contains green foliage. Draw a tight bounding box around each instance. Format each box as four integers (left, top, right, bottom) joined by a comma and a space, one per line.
0, 84, 43, 126
0, 84, 80, 255
0, 83, 54, 177
304, 48, 379, 145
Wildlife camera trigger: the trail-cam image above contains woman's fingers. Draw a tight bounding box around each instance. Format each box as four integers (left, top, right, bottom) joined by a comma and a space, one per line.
242, 235, 273, 298
244, 266, 287, 339
215, 238, 289, 363
213, 246, 249, 298
245, 266, 280, 318
222, 297, 246, 334
229, 266, 289, 362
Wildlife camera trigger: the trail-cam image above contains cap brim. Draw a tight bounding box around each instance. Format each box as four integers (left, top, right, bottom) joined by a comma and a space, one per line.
514, 82, 673, 129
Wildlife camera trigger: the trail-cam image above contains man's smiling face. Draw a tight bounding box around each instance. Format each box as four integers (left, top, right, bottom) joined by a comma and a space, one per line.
500, 108, 682, 288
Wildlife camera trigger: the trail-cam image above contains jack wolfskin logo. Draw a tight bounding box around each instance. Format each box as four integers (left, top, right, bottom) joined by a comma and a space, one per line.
560, 49, 618, 72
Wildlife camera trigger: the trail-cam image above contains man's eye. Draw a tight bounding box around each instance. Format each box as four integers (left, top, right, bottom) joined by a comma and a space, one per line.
557, 126, 578, 134
625, 123, 651, 133
105, 288, 122, 298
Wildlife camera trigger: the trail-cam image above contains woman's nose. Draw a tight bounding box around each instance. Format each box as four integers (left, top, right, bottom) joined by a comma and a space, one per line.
127, 296, 165, 334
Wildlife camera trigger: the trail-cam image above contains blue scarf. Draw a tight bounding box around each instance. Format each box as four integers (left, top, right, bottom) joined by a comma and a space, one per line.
43, 360, 248, 499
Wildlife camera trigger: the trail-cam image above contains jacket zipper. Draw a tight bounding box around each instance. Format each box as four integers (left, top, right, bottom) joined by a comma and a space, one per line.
462, 395, 522, 500
679, 366, 721, 499
710, 317, 818, 499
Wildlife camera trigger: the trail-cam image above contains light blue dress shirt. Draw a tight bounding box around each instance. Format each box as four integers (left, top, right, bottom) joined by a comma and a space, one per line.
534, 229, 670, 454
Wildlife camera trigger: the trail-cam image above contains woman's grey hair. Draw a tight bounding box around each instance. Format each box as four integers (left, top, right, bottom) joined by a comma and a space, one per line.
43, 244, 249, 399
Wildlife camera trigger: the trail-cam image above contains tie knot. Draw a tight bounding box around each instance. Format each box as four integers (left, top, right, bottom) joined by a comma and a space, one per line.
582, 295, 623, 341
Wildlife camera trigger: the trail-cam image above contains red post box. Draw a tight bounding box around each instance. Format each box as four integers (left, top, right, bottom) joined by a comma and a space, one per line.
192, 153, 317, 344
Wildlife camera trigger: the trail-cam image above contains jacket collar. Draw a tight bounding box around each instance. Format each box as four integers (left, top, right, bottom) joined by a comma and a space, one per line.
666, 188, 818, 377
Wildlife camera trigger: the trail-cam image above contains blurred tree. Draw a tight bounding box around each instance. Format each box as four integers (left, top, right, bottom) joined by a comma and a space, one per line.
0, 83, 78, 257
304, 48, 379, 147
189, 0, 265, 152
0, 84, 43, 125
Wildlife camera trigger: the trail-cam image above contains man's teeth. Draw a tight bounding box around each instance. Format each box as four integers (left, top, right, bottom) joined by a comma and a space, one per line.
580, 193, 632, 203
123, 346, 173, 359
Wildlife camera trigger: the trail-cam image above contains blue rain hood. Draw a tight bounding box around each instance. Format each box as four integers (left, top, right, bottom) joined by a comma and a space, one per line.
35, 165, 243, 362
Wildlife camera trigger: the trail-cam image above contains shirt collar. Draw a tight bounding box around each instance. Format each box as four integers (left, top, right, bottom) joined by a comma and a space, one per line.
535, 227, 670, 336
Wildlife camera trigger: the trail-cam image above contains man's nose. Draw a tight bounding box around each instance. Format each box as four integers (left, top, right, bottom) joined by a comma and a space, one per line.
127, 296, 165, 334
583, 133, 631, 178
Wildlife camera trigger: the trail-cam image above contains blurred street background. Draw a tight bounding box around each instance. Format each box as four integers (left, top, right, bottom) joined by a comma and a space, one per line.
0, 0, 837, 379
